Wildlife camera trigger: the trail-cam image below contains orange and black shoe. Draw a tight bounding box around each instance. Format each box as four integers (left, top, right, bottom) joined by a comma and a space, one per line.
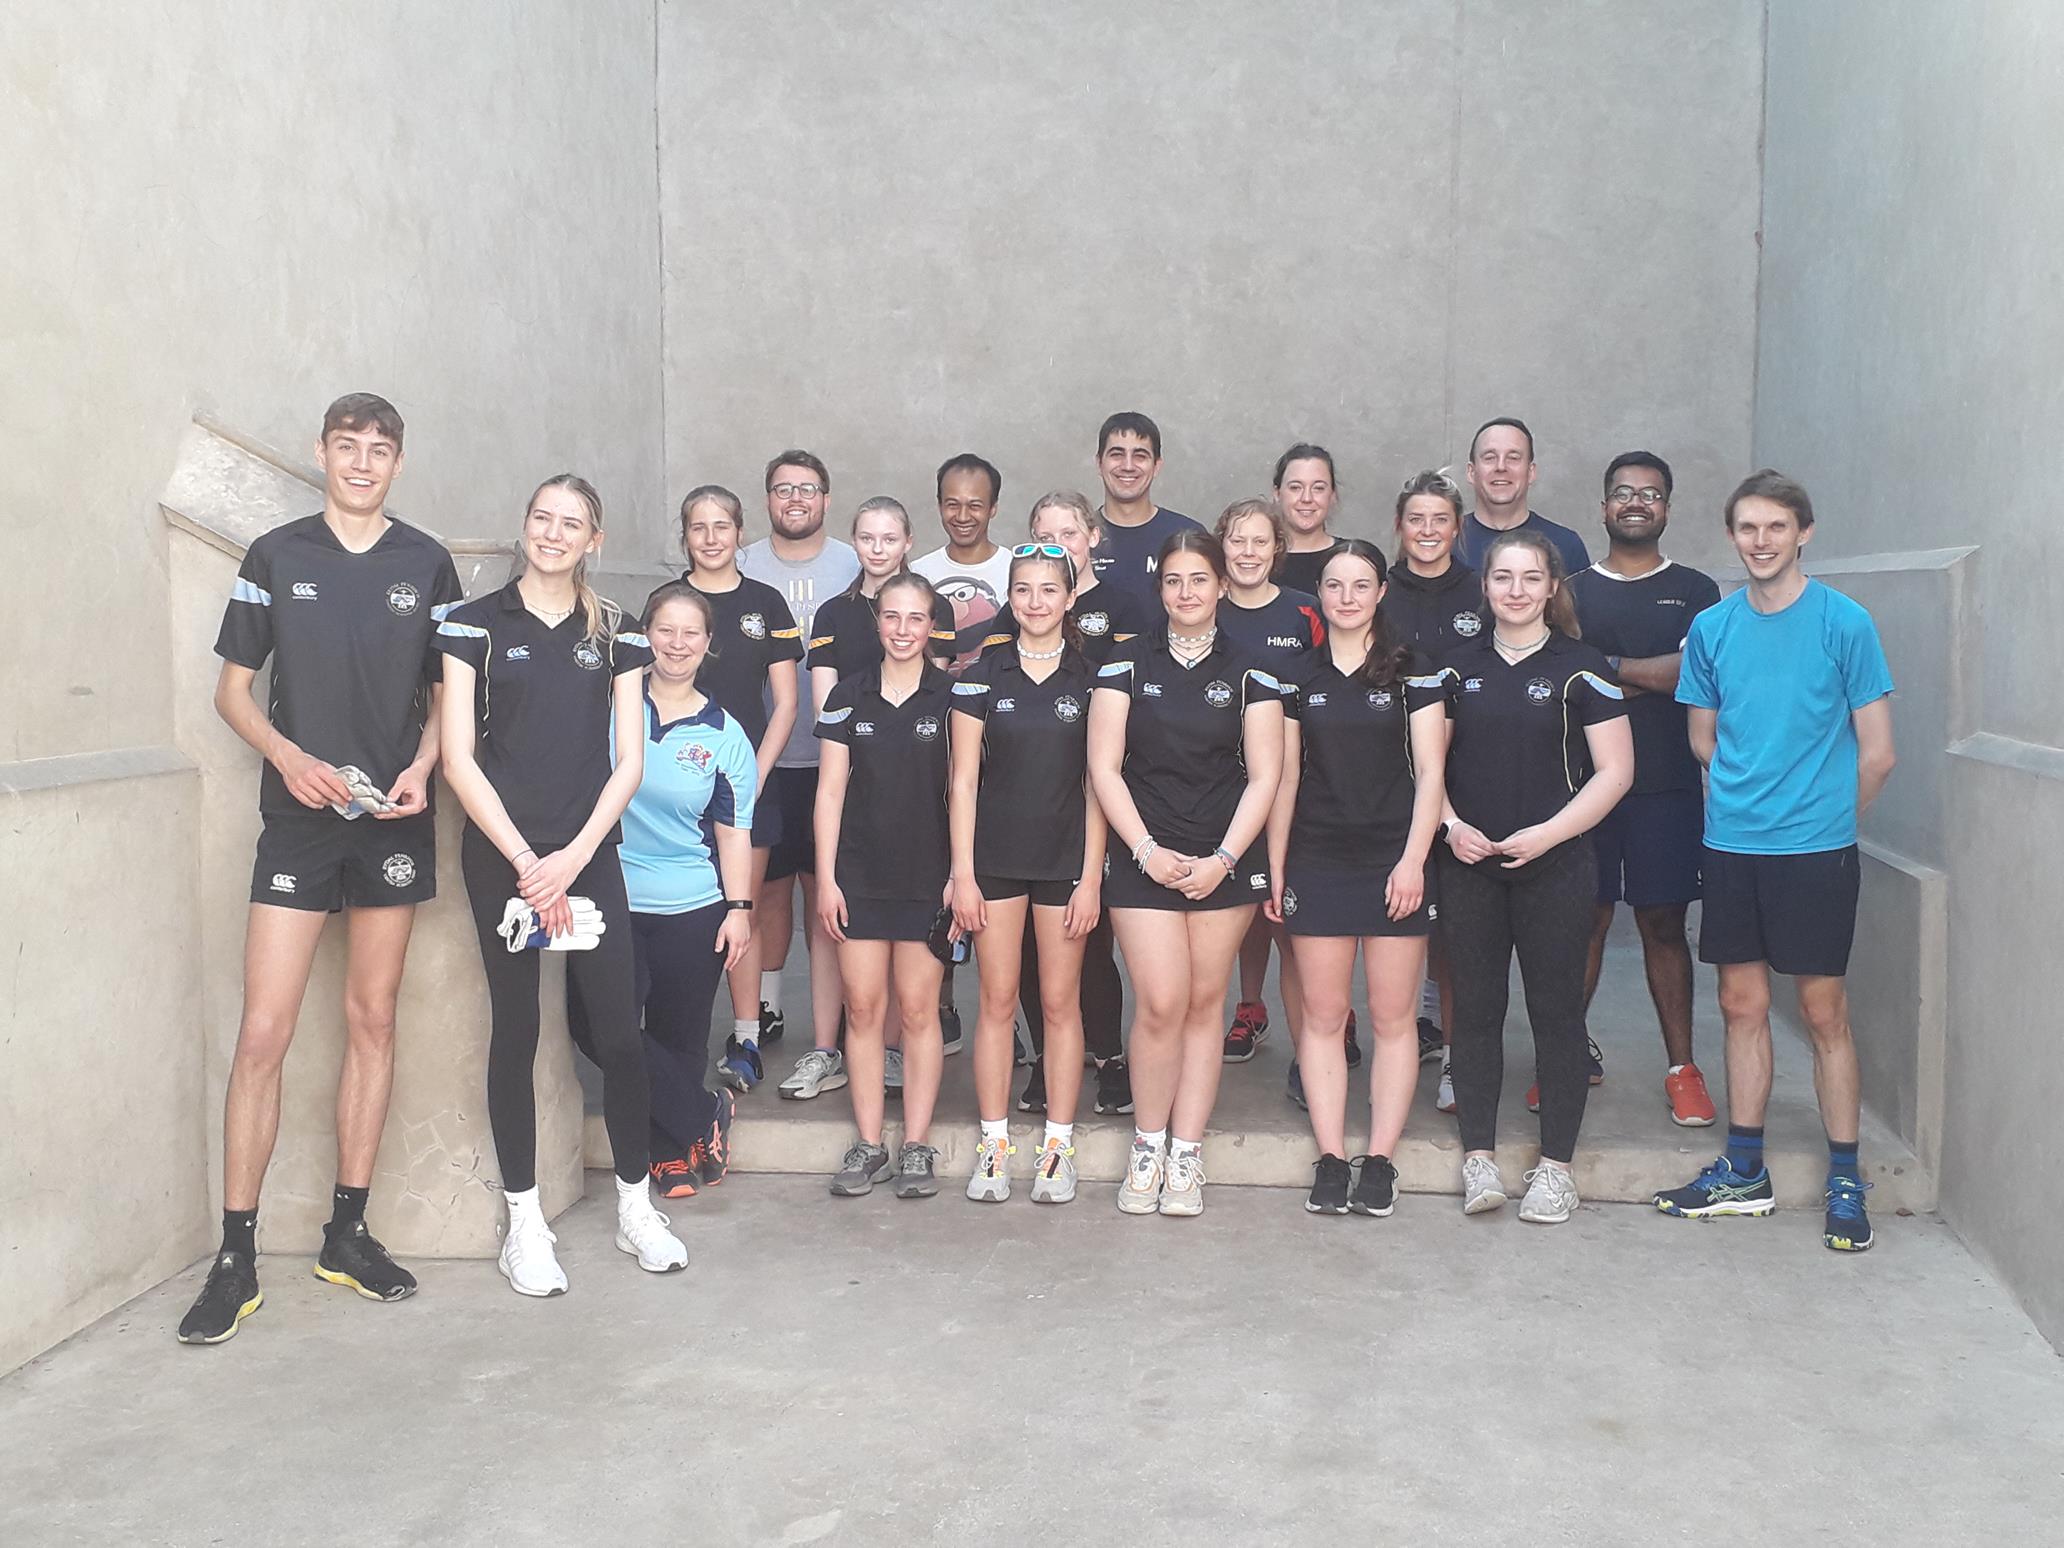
1223, 1001, 1269, 1062
699, 1089, 736, 1187
651, 1155, 700, 1199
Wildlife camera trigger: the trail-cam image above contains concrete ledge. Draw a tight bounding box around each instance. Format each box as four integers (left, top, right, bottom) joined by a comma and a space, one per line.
0, 745, 193, 793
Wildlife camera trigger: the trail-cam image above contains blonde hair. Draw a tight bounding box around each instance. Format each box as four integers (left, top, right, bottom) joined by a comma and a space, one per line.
527, 473, 618, 644
1028, 488, 1100, 537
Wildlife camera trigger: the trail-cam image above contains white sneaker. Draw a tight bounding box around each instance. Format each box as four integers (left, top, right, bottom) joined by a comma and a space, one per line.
1519, 1163, 1579, 1224
1029, 1139, 1078, 1204
883, 1047, 905, 1093
1158, 1146, 1206, 1216
966, 1133, 1015, 1202
779, 1047, 847, 1101
1436, 1058, 1457, 1114
1118, 1137, 1165, 1214
615, 1193, 689, 1273
498, 1217, 567, 1298
1461, 1154, 1508, 1215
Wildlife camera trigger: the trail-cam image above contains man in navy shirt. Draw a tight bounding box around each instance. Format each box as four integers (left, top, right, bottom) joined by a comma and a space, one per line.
1457, 417, 1590, 578
1566, 452, 1721, 1127
1090, 411, 1201, 607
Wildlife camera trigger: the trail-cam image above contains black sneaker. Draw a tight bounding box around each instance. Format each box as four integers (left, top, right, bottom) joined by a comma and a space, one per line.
1350, 1154, 1399, 1217
177, 1251, 262, 1345
1305, 1154, 1352, 1214
1286, 1060, 1308, 1111
1344, 1009, 1363, 1069
759, 1000, 786, 1046
940, 1004, 964, 1056
314, 1219, 418, 1302
1094, 1057, 1134, 1115
1586, 1035, 1605, 1085
1417, 1017, 1444, 1064
1017, 1060, 1048, 1113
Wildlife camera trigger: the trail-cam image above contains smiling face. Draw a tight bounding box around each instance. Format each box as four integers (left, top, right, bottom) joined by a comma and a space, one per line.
1318, 551, 1385, 634
1009, 558, 1072, 639
852, 508, 911, 581
1031, 503, 1102, 573
1397, 492, 1461, 571
937, 467, 997, 552
316, 425, 402, 518
682, 498, 741, 574
766, 464, 828, 541
1159, 550, 1226, 630
876, 582, 936, 663
523, 484, 601, 577
646, 596, 711, 684
1099, 430, 1161, 508
1276, 458, 1335, 540
1221, 510, 1281, 591
1602, 464, 1671, 547
1482, 540, 1555, 631
1468, 424, 1536, 518
1727, 494, 1811, 585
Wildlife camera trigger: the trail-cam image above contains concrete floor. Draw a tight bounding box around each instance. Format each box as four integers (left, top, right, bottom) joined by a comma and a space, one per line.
3, 1177, 2060, 1547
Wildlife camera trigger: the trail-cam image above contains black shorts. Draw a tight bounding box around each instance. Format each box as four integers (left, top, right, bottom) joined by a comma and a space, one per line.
1698, 845, 1860, 978
764, 766, 819, 879
1592, 789, 1704, 908
1103, 842, 1269, 914
977, 874, 1076, 907
748, 776, 783, 852
1281, 857, 1432, 938
842, 896, 939, 942
249, 808, 437, 912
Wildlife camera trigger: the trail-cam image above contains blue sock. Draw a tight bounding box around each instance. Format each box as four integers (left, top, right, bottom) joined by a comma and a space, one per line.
1725, 1125, 1765, 1178
1827, 1139, 1860, 1187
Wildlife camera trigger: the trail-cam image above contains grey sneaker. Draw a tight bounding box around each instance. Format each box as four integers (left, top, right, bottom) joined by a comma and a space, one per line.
883, 1047, 905, 1095
1158, 1146, 1206, 1216
780, 1047, 848, 1102
1117, 1137, 1165, 1215
1519, 1163, 1579, 1224
893, 1142, 940, 1199
1028, 1139, 1078, 1205
830, 1140, 893, 1197
1461, 1154, 1508, 1215
965, 1133, 1014, 1202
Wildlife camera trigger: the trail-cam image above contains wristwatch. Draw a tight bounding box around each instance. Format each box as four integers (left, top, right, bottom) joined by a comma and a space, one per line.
724, 899, 753, 912
1439, 819, 1456, 842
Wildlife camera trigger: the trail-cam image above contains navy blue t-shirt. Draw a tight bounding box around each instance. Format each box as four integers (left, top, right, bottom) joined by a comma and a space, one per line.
1566, 559, 1720, 795
1090, 507, 1203, 608
1219, 587, 1324, 679
1459, 511, 1589, 579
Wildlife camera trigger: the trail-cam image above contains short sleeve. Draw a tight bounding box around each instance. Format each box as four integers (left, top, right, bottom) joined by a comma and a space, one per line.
1836, 605, 1896, 710
435, 605, 490, 672
1686, 570, 1723, 631
1242, 667, 1287, 710
1676, 615, 1719, 709
1094, 654, 1138, 695
1571, 661, 1629, 725
766, 592, 805, 666
423, 553, 464, 682
805, 598, 843, 670
214, 540, 276, 669
609, 609, 654, 676
1402, 652, 1447, 713
714, 718, 759, 830
949, 657, 995, 720
816, 679, 857, 744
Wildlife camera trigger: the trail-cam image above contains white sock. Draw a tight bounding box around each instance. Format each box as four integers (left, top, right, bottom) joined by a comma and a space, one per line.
614, 1173, 649, 1211
1045, 1121, 1074, 1148
1668, 1062, 1686, 1075
760, 972, 783, 1014
981, 1117, 1009, 1142
1170, 1136, 1203, 1161
504, 1186, 544, 1229
733, 1019, 759, 1044
1134, 1127, 1167, 1150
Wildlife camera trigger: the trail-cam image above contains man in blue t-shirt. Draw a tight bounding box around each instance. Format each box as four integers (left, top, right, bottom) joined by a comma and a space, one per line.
1457, 417, 1590, 578
1089, 410, 1201, 608
1653, 471, 1897, 1254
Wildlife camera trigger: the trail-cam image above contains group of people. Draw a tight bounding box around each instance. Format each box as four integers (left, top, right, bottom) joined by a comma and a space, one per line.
177, 395, 1896, 1343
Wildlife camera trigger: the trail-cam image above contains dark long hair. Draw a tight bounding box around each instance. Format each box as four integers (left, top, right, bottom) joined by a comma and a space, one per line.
1321, 539, 1410, 690
1154, 528, 1230, 631
1481, 529, 1580, 638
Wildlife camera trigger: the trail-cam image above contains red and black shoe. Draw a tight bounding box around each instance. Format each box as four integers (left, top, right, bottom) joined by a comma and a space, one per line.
651, 1155, 700, 1199
1223, 1001, 1269, 1062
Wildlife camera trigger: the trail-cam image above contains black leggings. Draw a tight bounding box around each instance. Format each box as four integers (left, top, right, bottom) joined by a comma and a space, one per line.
578, 904, 726, 1164
461, 825, 647, 1190
1438, 839, 1597, 1163
1021, 907, 1124, 1065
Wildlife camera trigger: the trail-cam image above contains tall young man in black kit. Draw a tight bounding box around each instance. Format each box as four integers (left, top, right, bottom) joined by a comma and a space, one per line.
179, 394, 460, 1344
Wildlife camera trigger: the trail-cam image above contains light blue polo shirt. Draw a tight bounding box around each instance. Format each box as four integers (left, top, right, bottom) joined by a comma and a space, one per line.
1677, 579, 1894, 855
617, 695, 759, 914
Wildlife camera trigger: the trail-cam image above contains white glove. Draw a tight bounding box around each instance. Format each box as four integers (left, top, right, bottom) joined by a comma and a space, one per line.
330, 764, 397, 821
498, 896, 608, 953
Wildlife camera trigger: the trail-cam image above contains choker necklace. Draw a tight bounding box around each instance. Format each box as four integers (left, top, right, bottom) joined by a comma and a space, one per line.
1494, 629, 1550, 657
1168, 626, 1217, 650
1018, 641, 1064, 661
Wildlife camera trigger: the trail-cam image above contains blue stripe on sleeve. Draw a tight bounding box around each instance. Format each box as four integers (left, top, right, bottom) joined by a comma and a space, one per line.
1097, 661, 1133, 679
438, 619, 489, 639
817, 705, 853, 725
952, 681, 990, 697
231, 578, 272, 606
1573, 670, 1625, 700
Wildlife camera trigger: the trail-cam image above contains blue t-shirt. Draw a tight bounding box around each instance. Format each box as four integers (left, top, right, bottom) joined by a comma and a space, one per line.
1677, 580, 1894, 855
1459, 511, 1590, 579
1090, 506, 1203, 609
617, 694, 759, 913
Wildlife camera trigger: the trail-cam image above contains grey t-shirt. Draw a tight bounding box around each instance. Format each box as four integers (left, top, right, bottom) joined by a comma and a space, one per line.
741, 535, 860, 766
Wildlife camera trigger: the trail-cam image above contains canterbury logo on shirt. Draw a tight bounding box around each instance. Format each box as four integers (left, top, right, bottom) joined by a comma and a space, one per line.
291, 582, 318, 600
506, 645, 530, 661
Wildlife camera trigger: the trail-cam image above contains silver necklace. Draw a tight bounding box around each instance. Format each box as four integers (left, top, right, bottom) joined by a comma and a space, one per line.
1494, 629, 1549, 660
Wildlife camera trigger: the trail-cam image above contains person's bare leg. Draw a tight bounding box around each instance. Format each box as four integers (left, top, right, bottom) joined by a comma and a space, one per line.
799, 872, 845, 1051
1169, 906, 1257, 1140
1363, 936, 1427, 1157
1277, 923, 1306, 1040
1583, 902, 1615, 1008
335, 905, 417, 1189
1634, 903, 1695, 1067
838, 938, 891, 1143
1717, 961, 1775, 1129
972, 895, 1031, 1122
222, 905, 332, 1210
1031, 905, 1088, 1122
1236, 914, 1272, 1006
1289, 934, 1356, 1156
724, 847, 772, 1022
1794, 974, 1861, 1144
892, 942, 947, 1144
1110, 909, 1193, 1132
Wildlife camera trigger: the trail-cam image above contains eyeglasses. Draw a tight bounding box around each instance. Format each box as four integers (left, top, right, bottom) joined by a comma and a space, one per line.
770, 482, 825, 499
1608, 485, 1668, 507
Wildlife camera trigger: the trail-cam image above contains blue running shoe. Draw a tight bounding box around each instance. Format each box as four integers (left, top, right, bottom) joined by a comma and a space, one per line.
1654, 1155, 1776, 1219
1823, 1175, 1874, 1252
718, 1034, 763, 1093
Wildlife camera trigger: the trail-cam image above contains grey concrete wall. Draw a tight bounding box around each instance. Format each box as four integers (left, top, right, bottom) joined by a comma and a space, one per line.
1758, 1, 2064, 1343
659, 0, 1763, 565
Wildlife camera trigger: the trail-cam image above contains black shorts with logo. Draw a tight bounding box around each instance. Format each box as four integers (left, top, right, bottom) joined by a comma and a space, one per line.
1103, 841, 1270, 913
976, 874, 1076, 907
1281, 856, 1434, 939
1697, 844, 1859, 978
250, 809, 438, 912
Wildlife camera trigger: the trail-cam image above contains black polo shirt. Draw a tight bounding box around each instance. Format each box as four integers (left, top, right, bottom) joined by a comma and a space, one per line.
1220, 586, 1325, 676
1283, 651, 1446, 867
1094, 632, 1284, 855
809, 589, 956, 680
1440, 632, 1627, 848
964, 583, 1151, 669
655, 574, 802, 748
949, 648, 1096, 880
436, 582, 653, 850
215, 515, 462, 818
1278, 542, 1342, 595
1382, 562, 1487, 660
1566, 559, 1721, 795
816, 664, 956, 902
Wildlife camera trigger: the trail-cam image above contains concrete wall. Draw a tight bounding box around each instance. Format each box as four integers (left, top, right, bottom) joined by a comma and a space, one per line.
1758, 0, 2064, 1343
659, 0, 1764, 566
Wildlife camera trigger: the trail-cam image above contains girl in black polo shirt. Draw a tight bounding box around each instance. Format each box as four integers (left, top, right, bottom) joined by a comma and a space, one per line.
949, 546, 1106, 1206
815, 573, 958, 1201
1437, 528, 1633, 1225
805, 496, 919, 708
1266, 541, 1450, 1216
438, 473, 689, 1296
669, 484, 803, 1093
1089, 530, 1285, 1218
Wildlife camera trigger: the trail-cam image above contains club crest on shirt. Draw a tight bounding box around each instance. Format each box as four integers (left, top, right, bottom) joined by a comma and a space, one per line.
1077, 610, 1110, 636
1281, 887, 1299, 916
914, 716, 941, 742
386, 582, 420, 616
1054, 695, 1083, 723
1370, 690, 1394, 710
1453, 611, 1482, 637
573, 640, 605, 671
1526, 676, 1554, 703
678, 741, 714, 771
1204, 679, 1233, 708
382, 854, 417, 888
739, 612, 768, 640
